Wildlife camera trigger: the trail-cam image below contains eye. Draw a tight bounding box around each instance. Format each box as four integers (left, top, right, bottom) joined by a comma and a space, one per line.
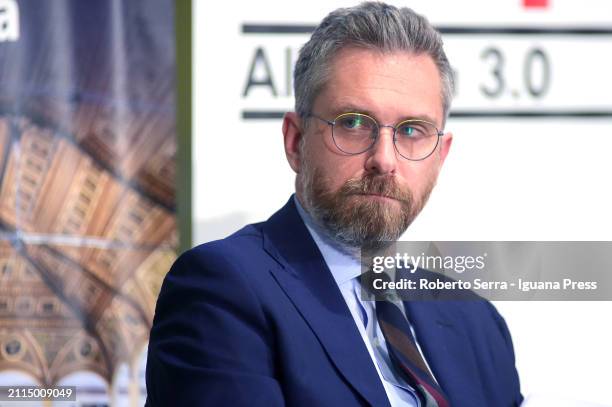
340, 116, 365, 129
336, 114, 377, 132
399, 125, 415, 137
396, 122, 433, 139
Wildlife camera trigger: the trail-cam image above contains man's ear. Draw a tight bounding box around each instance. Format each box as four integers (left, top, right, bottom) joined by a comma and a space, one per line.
437, 131, 453, 169
283, 112, 304, 173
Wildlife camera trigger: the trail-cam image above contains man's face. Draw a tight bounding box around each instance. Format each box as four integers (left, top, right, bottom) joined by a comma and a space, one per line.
288, 47, 452, 250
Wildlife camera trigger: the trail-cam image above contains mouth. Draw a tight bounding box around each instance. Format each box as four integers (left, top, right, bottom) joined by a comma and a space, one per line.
354, 193, 400, 203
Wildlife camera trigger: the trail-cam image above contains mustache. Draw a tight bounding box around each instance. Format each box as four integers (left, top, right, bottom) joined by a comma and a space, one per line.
339, 175, 412, 204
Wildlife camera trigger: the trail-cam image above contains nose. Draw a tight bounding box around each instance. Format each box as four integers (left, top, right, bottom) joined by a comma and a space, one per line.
365, 126, 398, 175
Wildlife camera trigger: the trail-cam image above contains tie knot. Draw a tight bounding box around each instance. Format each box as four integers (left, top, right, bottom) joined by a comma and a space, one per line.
359, 268, 401, 302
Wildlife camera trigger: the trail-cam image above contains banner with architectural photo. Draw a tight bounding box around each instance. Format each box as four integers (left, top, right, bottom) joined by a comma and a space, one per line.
0, 0, 177, 405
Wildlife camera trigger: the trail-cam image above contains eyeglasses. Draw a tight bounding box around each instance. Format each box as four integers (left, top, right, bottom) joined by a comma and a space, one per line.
309, 112, 445, 161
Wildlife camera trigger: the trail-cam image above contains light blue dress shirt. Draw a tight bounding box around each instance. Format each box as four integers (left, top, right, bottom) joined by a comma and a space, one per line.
294, 197, 429, 407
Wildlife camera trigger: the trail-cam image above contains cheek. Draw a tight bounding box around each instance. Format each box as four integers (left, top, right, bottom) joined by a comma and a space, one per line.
305, 144, 366, 188
328, 157, 368, 189
398, 162, 440, 191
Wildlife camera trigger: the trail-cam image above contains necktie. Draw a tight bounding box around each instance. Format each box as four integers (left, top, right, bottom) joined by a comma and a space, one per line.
375, 299, 450, 407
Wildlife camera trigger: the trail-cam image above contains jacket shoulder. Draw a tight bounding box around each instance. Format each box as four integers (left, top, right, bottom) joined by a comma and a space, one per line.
183, 222, 269, 268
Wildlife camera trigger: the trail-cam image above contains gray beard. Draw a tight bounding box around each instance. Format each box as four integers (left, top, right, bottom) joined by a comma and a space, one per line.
297, 163, 434, 253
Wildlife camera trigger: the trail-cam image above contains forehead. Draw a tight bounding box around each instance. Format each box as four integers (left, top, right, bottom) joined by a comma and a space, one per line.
315, 47, 444, 124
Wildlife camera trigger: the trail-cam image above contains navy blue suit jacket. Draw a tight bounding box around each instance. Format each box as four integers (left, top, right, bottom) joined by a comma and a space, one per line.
146, 197, 522, 406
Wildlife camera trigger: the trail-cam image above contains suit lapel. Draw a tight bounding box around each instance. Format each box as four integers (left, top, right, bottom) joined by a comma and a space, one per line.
404, 300, 487, 406
264, 198, 391, 407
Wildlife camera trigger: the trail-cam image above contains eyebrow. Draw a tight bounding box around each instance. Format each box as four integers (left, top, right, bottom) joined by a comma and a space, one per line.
329, 103, 440, 127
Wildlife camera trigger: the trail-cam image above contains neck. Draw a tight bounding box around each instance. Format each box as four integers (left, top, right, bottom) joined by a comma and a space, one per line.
294, 194, 363, 260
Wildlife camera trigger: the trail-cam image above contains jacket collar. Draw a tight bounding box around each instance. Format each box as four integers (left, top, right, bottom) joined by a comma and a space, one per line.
263, 196, 392, 407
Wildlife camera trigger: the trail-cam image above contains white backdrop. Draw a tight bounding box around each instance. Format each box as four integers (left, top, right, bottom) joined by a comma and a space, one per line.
193, 1, 612, 404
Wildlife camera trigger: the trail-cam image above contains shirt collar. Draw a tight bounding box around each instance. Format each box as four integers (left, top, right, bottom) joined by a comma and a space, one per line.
294, 195, 361, 285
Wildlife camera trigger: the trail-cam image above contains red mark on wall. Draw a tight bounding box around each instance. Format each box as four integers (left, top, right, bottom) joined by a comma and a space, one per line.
523, 0, 549, 8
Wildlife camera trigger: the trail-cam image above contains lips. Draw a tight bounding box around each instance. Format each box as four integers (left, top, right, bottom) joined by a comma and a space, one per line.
352, 192, 405, 204
359, 192, 396, 199
340, 174, 412, 206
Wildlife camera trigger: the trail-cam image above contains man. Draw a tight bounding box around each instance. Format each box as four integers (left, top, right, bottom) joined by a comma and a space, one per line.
146, 2, 522, 406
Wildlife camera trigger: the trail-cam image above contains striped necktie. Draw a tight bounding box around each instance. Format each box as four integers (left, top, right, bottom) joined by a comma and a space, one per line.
375, 300, 450, 407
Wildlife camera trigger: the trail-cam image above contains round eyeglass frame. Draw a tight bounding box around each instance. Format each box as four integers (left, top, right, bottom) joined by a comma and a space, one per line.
309, 112, 445, 161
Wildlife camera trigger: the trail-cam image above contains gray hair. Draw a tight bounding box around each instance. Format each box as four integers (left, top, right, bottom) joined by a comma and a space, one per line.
294, 1, 455, 125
